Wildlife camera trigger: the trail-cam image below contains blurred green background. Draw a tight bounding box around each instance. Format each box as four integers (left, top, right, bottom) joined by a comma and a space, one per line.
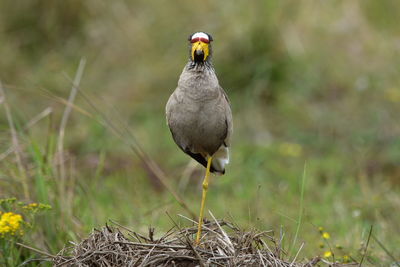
0, 0, 399, 265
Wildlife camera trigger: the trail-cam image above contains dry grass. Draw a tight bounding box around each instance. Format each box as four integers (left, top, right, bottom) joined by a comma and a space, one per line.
50, 216, 356, 267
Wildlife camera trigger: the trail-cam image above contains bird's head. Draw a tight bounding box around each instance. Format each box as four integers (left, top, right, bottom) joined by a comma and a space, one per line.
188, 32, 213, 63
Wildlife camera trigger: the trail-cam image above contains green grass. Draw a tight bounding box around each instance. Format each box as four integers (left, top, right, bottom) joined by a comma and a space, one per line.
1, 0, 400, 266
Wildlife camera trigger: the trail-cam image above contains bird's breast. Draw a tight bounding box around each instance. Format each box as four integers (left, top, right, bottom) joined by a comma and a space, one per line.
168, 96, 226, 155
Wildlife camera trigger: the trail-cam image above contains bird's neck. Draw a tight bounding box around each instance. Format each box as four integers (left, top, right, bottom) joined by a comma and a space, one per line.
187, 60, 213, 72
178, 64, 219, 100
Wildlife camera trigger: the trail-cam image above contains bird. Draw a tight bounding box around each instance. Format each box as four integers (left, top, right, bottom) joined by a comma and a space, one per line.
166, 32, 232, 244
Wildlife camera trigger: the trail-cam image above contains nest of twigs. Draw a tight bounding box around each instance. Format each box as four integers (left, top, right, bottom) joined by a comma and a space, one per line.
53, 216, 328, 267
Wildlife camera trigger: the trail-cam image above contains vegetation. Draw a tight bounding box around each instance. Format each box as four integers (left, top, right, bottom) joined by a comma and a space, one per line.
0, 1, 399, 265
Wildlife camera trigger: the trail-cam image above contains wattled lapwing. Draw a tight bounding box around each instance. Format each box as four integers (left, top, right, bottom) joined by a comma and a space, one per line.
166, 32, 233, 244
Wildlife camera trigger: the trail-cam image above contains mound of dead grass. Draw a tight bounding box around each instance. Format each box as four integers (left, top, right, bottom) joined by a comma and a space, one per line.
52, 217, 357, 267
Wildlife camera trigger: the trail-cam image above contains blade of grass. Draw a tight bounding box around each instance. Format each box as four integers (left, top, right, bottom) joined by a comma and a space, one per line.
56, 58, 86, 215
40, 87, 93, 118
290, 241, 304, 266
16, 242, 54, 258
289, 161, 307, 259
0, 81, 29, 199
0, 107, 52, 161
359, 225, 373, 267
25, 107, 53, 130
371, 233, 399, 266
28, 139, 49, 204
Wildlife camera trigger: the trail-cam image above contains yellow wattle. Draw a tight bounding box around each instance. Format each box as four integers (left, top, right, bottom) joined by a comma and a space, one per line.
191, 41, 209, 61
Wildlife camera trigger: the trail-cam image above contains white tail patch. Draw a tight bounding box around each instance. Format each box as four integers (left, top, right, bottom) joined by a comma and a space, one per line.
212, 145, 229, 174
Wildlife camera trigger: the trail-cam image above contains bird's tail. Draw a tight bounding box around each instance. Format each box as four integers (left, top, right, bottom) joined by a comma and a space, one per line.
211, 145, 229, 175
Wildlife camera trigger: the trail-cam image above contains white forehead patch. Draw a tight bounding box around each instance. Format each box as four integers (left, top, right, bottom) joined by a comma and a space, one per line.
191, 32, 209, 41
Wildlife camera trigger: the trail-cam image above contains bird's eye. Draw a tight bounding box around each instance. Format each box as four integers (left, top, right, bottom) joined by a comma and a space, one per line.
191, 37, 210, 43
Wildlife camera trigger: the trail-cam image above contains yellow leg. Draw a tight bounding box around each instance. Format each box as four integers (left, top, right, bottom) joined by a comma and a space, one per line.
195, 156, 212, 244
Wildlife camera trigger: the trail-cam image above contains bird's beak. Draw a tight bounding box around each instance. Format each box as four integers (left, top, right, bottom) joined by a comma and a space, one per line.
191, 41, 209, 62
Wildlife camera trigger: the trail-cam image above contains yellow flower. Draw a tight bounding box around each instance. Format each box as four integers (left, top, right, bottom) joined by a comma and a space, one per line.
343, 255, 350, 263
279, 142, 302, 157
23, 203, 39, 210
322, 232, 330, 239
318, 242, 325, 248
323, 251, 332, 258
318, 226, 324, 233
384, 88, 400, 103
0, 212, 24, 237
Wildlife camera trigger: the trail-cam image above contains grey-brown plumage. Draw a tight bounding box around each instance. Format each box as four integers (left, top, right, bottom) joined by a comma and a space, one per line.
166, 32, 232, 174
